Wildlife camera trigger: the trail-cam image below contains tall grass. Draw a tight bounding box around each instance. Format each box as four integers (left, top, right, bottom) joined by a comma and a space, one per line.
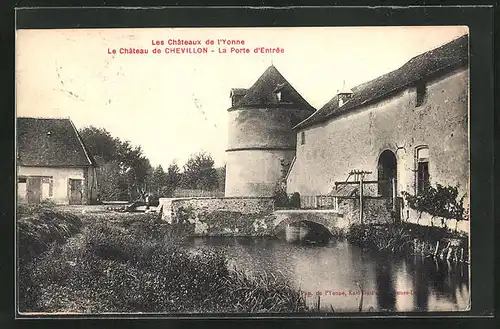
17, 203, 84, 311
19, 210, 306, 314
347, 224, 412, 254
17, 203, 83, 264
223, 269, 307, 313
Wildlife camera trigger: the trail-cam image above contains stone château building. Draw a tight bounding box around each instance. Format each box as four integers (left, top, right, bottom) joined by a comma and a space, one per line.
286, 34, 469, 227
225, 65, 315, 197
225, 34, 469, 230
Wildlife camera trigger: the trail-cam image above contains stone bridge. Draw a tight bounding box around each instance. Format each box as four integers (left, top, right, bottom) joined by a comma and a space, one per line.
272, 209, 353, 236
158, 196, 392, 237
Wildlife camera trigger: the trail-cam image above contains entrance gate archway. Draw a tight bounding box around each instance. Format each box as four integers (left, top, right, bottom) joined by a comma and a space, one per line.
377, 150, 397, 197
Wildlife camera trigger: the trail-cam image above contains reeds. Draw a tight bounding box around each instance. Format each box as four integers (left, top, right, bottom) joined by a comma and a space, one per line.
19, 210, 306, 314
222, 268, 307, 313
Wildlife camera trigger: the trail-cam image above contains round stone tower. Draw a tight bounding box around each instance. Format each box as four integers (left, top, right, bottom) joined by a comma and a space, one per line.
225, 65, 315, 197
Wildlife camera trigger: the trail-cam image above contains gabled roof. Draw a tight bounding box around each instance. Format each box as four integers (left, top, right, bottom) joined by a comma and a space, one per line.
229, 65, 316, 113
17, 117, 96, 167
295, 34, 469, 130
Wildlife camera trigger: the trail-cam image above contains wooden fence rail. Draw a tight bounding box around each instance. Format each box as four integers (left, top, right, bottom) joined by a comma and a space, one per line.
300, 195, 339, 210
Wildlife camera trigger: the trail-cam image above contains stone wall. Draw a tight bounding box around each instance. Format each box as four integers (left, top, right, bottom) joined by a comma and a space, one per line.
337, 196, 396, 225
403, 207, 469, 233
159, 197, 276, 236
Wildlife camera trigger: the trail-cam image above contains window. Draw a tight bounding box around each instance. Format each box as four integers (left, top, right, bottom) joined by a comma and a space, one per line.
416, 82, 427, 107
300, 131, 305, 145
416, 147, 430, 194
18, 178, 27, 201
276, 91, 282, 102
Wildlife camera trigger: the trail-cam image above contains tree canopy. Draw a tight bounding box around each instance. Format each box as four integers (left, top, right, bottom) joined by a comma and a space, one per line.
79, 126, 152, 201
181, 152, 218, 191
79, 126, 224, 201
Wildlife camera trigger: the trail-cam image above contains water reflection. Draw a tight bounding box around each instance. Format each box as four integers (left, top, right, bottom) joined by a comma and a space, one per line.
183, 237, 469, 312
374, 256, 397, 311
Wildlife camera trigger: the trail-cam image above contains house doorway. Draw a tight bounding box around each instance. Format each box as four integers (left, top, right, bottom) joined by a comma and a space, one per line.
69, 179, 83, 205
377, 150, 397, 197
26, 177, 42, 204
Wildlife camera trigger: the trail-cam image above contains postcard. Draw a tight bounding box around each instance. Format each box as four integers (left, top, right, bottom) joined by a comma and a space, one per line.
15, 25, 470, 315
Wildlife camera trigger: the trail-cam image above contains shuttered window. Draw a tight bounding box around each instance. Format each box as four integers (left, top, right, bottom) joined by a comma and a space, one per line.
416, 147, 430, 194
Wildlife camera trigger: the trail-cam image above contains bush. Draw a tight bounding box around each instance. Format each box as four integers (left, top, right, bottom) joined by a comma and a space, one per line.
402, 183, 466, 227
273, 183, 290, 208
19, 213, 306, 313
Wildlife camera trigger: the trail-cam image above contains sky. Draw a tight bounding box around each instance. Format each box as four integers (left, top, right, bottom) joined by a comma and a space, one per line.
15, 26, 468, 168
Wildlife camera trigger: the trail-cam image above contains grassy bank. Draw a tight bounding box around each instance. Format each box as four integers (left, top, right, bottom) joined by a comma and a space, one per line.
346, 222, 468, 259
17, 203, 83, 263
18, 206, 306, 313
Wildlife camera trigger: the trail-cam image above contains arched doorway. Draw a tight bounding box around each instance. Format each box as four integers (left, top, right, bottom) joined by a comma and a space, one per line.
377, 150, 397, 197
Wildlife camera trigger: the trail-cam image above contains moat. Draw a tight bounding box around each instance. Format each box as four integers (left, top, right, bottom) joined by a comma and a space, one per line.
183, 236, 470, 312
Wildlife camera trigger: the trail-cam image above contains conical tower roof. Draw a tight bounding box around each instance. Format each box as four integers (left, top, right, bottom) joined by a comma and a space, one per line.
230, 65, 315, 112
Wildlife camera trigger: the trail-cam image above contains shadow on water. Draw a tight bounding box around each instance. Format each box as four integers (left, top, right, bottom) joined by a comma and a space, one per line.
373, 254, 397, 312
407, 255, 430, 311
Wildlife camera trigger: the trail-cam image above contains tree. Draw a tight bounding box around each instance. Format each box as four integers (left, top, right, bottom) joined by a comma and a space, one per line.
150, 165, 167, 195
79, 126, 117, 164
163, 163, 182, 197
96, 160, 122, 201
79, 126, 153, 202
181, 152, 218, 190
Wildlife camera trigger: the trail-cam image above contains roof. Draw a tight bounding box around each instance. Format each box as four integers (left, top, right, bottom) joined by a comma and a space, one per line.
17, 117, 96, 167
295, 34, 469, 129
229, 65, 316, 113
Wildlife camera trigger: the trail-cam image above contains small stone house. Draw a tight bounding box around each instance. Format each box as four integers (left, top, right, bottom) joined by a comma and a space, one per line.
17, 117, 98, 205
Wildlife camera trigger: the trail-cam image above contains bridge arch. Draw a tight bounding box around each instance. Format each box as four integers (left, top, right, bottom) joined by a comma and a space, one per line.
272, 210, 346, 242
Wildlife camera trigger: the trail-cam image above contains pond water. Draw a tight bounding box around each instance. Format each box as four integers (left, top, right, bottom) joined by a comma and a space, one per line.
183, 237, 470, 313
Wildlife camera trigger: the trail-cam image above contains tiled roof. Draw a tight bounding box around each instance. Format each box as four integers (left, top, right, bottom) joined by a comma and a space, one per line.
229, 65, 316, 113
295, 34, 469, 129
17, 117, 96, 167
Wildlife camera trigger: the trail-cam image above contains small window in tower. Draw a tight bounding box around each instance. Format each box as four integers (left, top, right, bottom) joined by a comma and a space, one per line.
416, 146, 430, 194
416, 81, 427, 107
300, 131, 305, 145
276, 92, 282, 102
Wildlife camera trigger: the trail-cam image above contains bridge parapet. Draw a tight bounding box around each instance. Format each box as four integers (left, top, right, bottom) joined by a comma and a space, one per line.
273, 209, 350, 236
